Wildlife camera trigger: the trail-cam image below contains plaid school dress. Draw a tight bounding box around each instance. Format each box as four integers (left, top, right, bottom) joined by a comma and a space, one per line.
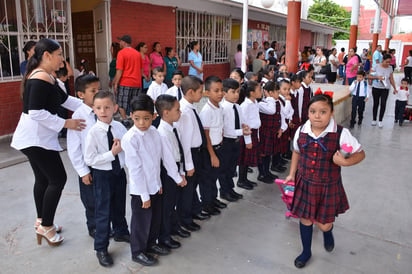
290, 92, 300, 139
291, 124, 349, 224
301, 85, 312, 124
259, 100, 281, 156
239, 129, 259, 167
278, 98, 289, 154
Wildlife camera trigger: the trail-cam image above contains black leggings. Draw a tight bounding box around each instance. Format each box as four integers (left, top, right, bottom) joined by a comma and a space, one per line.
21, 147, 67, 226
372, 87, 389, 122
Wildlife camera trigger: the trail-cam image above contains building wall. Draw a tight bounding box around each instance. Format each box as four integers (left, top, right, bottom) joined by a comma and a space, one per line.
0, 81, 22, 136
300, 29, 313, 51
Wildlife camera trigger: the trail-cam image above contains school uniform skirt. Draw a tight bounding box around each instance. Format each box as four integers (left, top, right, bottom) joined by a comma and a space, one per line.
259, 128, 278, 156
239, 129, 259, 167
279, 127, 290, 154
290, 173, 349, 224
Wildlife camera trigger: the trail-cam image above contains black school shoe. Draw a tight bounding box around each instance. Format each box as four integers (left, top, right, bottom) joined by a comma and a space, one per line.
203, 205, 221, 216
132, 252, 158, 266
230, 189, 243, 199
193, 212, 211, 220
159, 238, 181, 249
236, 180, 253, 190
271, 165, 287, 173
213, 199, 227, 209
220, 192, 238, 202
147, 244, 170, 256
181, 222, 201, 232
114, 234, 130, 243
171, 226, 191, 238
96, 251, 113, 267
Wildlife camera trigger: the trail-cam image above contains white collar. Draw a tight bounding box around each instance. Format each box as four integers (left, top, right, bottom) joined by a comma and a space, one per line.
301, 118, 337, 138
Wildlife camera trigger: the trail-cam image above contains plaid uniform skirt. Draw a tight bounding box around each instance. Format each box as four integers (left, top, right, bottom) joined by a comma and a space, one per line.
259, 129, 279, 156
290, 173, 349, 224
239, 129, 259, 167
279, 128, 290, 154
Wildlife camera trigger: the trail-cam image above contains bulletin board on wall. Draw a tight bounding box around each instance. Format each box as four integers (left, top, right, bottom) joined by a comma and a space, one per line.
247, 29, 269, 49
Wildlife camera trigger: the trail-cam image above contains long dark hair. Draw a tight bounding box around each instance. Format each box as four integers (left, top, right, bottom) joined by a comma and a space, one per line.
21, 38, 61, 98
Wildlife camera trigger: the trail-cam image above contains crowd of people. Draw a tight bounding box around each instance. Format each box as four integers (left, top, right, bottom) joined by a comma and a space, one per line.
11, 35, 412, 270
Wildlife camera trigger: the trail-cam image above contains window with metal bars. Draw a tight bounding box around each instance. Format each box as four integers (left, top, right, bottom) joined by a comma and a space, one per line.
0, 0, 71, 82
176, 9, 231, 65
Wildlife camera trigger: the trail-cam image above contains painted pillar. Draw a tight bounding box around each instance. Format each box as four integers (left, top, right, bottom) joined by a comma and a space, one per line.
349, 0, 360, 50
372, 5, 381, 54
385, 16, 392, 50
241, 0, 248, 73
285, 0, 301, 73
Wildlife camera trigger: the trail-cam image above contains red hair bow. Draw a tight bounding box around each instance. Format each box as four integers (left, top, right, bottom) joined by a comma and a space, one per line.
314, 88, 333, 98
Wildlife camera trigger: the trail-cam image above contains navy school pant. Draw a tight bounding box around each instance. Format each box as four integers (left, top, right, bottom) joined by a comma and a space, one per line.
93, 169, 129, 252
218, 137, 241, 195
130, 193, 161, 255
177, 147, 204, 225
159, 165, 182, 242
199, 144, 224, 207
350, 96, 366, 124
78, 175, 95, 233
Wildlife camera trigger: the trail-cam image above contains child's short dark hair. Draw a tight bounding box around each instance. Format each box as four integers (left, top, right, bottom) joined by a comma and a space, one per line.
75, 74, 100, 92
222, 78, 240, 92
152, 66, 164, 75
181, 75, 203, 95
205, 75, 222, 91
155, 94, 177, 117
130, 94, 154, 114
93, 90, 115, 104
308, 94, 334, 112
289, 73, 300, 83
172, 70, 184, 78
55, 61, 68, 78
357, 70, 366, 77
240, 80, 259, 99
263, 80, 277, 92
401, 78, 408, 83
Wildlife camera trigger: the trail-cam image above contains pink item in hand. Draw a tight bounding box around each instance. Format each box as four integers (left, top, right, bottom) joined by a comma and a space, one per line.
340, 143, 353, 158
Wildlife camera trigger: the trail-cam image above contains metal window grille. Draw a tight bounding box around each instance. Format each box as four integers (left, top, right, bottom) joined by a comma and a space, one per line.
176, 9, 231, 65
0, 0, 72, 82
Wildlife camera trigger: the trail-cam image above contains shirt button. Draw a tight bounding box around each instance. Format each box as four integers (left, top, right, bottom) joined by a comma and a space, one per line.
311, 169, 314, 173
314, 143, 318, 148
313, 153, 317, 156
312, 161, 315, 165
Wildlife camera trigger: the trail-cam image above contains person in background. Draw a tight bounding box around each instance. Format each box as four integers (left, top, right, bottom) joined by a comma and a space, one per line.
164, 47, 181, 88
337, 48, 345, 81
20, 41, 36, 76
188, 41, 203, 80
248, 41, 260, 72
345, 48, 359, 86
136, 42, 151, 93
234, 44, 247, 69
253, 52, 266, 74
109, 42, 120, 88
389, 49, 397, 72
150, 42, 165, 72
401, 50, 412, 84
372, 45, 383, 68
327, 48, 339, 84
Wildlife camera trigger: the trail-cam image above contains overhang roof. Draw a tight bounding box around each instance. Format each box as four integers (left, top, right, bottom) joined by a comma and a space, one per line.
374, 0, 412, 17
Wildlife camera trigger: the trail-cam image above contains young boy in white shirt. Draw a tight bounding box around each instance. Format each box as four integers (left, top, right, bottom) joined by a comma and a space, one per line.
394, 78, 409, 126
155, 94, 187, 250
175, 75, 208, 231
67, 74, 100, 238
349, 70, 369, 128
219, 78, 249, 201
166, 70, 184, 101
199, 76, 227, 215
147, 66, 168, 101
122, 94, 185, 267
84, 91, 129, 268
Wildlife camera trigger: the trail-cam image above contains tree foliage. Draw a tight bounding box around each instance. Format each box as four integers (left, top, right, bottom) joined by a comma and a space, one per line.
308, 0, 351, 40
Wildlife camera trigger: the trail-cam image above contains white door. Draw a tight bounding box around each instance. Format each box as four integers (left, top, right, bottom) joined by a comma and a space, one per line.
93, 0, 111, 91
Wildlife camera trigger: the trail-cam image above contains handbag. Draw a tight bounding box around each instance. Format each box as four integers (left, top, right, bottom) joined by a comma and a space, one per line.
320, 64, 331, 74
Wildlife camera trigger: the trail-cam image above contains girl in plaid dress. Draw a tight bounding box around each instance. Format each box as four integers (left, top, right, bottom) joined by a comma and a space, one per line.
257, 81, 287, 183
284, 94, 365, 268
237, 81, 262, 190
289, 73, 302, 140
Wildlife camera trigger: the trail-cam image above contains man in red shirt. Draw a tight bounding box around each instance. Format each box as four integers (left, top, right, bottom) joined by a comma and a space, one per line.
113, 35, 143, 125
